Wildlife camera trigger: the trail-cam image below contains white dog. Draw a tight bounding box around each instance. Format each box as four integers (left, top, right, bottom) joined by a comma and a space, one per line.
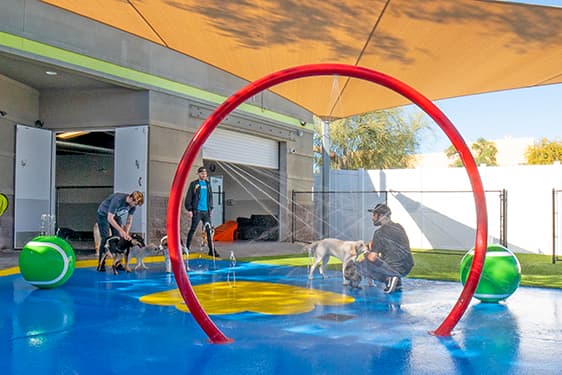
126, 242, 159, 271
159, 235, 190, 273
305, 238, 369, 285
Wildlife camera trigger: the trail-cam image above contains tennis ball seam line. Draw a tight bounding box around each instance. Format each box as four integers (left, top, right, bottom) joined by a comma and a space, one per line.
25, 241, 70, 285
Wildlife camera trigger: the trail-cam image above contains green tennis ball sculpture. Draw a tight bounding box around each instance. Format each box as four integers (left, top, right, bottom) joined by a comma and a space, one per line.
460, 244, 521, 303
19, 236, 76, 289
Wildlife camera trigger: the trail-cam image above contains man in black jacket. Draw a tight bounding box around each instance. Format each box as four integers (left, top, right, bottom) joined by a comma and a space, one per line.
355, 203, 414, 293
184, 166, 219, 257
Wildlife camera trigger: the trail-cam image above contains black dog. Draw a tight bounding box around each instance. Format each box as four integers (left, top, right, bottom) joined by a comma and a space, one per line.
98, 234, 145, 274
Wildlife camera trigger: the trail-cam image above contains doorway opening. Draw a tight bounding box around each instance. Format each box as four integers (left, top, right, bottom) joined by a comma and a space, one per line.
203, 160, 280, 242
55, 130, 114, 251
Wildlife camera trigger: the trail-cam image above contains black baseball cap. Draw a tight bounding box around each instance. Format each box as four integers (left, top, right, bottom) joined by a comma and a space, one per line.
197, 167, 207, 173
368, 203, 391, 216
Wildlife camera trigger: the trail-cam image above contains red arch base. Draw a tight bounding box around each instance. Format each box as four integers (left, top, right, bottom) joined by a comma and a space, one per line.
166, 64, 488, 343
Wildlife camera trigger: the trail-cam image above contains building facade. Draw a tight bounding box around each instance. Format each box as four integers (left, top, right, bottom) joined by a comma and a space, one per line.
0, 0, 314, 249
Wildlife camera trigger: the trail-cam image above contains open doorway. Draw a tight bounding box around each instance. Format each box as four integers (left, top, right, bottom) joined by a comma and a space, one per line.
204, 160, 280, 242
55, 130, 114, 250
14, 125, 147, 250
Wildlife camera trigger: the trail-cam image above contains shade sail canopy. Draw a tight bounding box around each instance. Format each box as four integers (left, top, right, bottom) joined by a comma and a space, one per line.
42, 0, 562, 118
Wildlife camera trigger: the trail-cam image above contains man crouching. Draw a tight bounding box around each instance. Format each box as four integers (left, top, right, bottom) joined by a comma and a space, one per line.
349, 203, 414, 293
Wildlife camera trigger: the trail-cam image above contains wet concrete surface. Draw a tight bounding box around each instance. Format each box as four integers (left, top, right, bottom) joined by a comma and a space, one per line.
1, 254, 561, 374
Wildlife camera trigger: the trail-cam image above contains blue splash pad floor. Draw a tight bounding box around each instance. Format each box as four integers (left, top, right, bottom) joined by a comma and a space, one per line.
1, 258, 561, 374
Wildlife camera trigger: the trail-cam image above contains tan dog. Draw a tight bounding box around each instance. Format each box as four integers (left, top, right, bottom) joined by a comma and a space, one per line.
93, 222, 101, 256
305, 238, 369, 285
201, 222, 219, 257
200, 225, 215, 252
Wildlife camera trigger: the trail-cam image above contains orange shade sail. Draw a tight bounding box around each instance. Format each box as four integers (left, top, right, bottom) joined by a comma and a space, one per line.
42, 0, 562, 118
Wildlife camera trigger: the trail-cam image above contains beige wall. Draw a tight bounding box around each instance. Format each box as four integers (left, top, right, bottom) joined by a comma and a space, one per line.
146, 91, 314, 243
40, 88, 149, 130
0, 75, 39, 249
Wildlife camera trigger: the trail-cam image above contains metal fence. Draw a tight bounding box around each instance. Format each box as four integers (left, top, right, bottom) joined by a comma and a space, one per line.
292, 189, 506, 251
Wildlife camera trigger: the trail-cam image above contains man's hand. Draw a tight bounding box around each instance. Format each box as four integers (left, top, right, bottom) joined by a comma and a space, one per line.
120, 230, 132, 241
188, 211, 193, 218
366, 252, 378, 262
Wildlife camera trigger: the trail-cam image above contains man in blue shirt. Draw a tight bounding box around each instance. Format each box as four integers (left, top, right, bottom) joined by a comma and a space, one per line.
184, 167, 218, 257
96, 190, 144, 272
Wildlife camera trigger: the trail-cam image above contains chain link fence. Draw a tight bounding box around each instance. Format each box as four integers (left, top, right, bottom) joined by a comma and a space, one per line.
292, 189, 506, 252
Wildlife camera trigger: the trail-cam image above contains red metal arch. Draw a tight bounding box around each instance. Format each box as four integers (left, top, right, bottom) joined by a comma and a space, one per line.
166, 63, 488, 343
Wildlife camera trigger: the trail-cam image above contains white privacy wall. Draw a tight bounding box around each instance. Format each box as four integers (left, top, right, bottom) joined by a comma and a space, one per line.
314, 164, 562, 254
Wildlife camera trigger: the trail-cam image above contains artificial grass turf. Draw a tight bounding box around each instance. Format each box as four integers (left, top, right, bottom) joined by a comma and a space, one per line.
239, 249, 562, 289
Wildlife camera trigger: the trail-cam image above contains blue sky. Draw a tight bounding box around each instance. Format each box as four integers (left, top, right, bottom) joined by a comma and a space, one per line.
413, 83, 562, 153
503, 0, 562, 7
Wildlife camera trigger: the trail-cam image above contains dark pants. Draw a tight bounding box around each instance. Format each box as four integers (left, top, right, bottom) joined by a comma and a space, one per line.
186, 210, 214, 254
97, 212, 111, 267
97, 212, 122, 267
357, 257, 402, 283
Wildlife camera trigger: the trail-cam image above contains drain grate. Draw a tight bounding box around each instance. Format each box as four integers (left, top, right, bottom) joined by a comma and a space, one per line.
316, 313, 356, 322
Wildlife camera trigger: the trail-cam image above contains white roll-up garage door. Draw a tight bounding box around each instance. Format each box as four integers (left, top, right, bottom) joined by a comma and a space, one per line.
203, 128, 279, 169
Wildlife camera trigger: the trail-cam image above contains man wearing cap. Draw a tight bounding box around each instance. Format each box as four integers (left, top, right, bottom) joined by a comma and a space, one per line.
96, 190, 144, 272
357, 203, 414, 293
184, 166, 219, 257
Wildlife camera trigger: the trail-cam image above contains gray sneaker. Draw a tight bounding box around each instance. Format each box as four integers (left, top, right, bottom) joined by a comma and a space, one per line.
384, 276, 400, 294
